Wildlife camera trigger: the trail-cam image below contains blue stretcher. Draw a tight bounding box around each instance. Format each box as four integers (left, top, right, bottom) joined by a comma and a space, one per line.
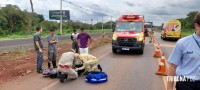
85, 71, 108, 83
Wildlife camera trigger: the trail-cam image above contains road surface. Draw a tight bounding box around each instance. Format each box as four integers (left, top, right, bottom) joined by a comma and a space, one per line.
0, 33, 106, 52
0, 32, 178, 90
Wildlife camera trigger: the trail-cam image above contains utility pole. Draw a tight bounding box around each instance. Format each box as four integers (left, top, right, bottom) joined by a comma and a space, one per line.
60, 0, 63, 35
91, 19, 93, 25
29, 0, 34, 34
111, 16, 113, 29
102, 17, 104, 30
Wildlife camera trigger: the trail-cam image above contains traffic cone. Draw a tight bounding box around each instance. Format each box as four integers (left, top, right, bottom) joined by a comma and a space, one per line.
156, 52, 167, 76
153, 44, 161, 58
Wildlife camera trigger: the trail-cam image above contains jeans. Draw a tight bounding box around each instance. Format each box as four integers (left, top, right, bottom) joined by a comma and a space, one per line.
36, 50, 43, 72
48, 50, 57, 68
72, 41, 79, 53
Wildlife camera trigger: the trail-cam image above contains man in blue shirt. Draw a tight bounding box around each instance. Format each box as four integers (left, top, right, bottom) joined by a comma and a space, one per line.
167, 12, 200, 90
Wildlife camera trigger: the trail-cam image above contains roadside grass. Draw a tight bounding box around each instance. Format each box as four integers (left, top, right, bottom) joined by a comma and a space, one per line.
0, 29, 112, 40
154, 29, 195, 37
181, 29, 195, 37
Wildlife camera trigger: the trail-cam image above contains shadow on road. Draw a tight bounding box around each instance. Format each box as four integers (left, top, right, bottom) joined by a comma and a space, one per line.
160, 38, 178, 42
113, 50, 144, 56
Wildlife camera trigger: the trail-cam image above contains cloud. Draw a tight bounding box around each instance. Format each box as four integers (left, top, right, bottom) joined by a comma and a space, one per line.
1, 0, 200, 25
124, 2, 135, 7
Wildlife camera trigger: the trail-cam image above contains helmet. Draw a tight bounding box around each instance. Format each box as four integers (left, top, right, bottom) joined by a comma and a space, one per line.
49, 69, 57, 78
43, 69, 50, 78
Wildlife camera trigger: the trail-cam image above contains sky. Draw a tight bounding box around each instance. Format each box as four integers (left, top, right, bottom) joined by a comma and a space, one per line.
0, 0, 200, 26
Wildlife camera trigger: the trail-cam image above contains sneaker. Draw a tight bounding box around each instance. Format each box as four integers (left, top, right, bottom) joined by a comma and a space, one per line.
59, 74, 66, 83
53, 66, 57, 68
37, 69, 43, 73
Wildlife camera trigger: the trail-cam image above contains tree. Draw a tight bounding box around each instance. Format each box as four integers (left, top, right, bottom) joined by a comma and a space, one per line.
0, 4, 45, 35
178, 11, 198, 29
29, 0, 34, 34
1, 5, 26, 33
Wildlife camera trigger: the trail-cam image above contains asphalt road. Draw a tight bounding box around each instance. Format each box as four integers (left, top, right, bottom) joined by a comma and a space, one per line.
0, 32, 178, 90
0, 33, 105, 52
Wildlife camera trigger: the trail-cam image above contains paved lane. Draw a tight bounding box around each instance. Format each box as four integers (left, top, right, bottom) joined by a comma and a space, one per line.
153, 32, 177, 59
41, 38, 165, 90
0, 33, 108, 52
0, 37, 166, 90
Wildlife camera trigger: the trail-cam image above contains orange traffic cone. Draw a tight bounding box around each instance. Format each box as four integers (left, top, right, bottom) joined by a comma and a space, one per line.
153, 44, 161, 58
156, 52, 167, 76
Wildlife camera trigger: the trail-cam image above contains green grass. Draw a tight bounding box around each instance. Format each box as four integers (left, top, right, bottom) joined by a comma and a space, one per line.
181, 29, 195, 37
0, 29, 112, 40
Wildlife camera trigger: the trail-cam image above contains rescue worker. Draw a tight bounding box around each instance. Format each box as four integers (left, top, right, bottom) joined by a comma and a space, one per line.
57, 49, 79, 80
71, 29, 79, 53
75, 53, 102, 75
149, 29, 154, 36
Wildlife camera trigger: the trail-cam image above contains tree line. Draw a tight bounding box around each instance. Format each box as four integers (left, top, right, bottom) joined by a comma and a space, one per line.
0, 4, 114, 36
178, 11, 198, 29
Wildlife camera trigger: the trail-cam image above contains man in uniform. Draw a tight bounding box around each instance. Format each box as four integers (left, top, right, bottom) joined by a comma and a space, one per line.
57, 49, 79, 80
167, 12, 200, 90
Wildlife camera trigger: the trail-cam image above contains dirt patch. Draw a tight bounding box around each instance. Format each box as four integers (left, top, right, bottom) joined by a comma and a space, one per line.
0, 35, 112, 84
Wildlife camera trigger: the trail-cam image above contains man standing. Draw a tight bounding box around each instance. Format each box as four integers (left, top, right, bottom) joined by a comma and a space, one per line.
167, 12, 200, 90
47, 29, 58, 68
77, 28, 92, 54
71, 29, 79, 53
33, 26, 44, 73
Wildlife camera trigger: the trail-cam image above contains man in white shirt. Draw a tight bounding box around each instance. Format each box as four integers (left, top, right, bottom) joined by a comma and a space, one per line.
71, 29, 79, 53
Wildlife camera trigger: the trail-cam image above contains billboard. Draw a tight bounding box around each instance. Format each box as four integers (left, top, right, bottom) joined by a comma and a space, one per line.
49, 10, 70, 20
